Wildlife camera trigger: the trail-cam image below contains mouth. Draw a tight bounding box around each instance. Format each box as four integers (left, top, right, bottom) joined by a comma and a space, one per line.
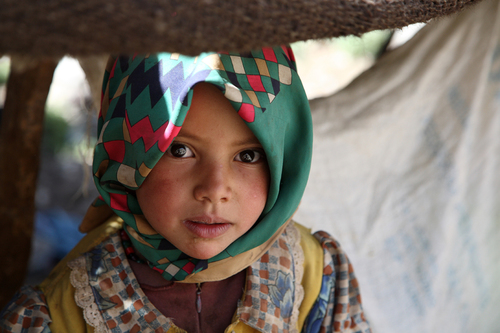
183, 216, 231, 239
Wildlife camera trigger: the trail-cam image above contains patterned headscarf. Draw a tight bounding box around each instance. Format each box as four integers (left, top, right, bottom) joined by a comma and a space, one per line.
92, 46, 312, 282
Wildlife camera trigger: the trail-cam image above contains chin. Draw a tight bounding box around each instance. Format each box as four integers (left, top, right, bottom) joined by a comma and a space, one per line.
192, 254, 212, 260
186, 247, 225, 260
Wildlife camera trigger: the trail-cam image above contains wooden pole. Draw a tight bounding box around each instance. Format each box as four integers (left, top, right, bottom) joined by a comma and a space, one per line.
0, 56, 58, 308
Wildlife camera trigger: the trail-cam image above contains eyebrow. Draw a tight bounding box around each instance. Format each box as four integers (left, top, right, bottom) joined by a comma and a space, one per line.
177, 131, 262, 146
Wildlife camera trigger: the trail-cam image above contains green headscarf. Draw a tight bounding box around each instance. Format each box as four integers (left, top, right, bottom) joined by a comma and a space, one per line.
93, 46, 312, 281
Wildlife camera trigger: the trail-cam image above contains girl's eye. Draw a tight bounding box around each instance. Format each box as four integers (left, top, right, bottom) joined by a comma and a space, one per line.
235, 149, 265, 163
167, 143, 194, 158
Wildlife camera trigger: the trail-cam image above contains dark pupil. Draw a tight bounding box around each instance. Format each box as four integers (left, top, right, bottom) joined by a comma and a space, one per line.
172, 144, 186, 157
241, 150, 255, 162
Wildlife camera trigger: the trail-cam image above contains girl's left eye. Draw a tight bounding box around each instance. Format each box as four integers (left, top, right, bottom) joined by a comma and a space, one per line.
235, 149, 265, 163
167, 143, 194, 158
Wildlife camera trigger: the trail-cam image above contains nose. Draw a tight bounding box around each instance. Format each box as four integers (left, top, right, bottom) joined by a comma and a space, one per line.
193, 161, 232, 203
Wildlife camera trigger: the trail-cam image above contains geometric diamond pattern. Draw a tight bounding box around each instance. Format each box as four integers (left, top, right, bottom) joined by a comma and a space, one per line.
206, 46, 295, 123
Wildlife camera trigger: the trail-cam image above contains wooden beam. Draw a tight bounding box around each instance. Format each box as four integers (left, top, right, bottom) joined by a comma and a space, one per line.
0, 0, 480, 57
0, 57, 58, 308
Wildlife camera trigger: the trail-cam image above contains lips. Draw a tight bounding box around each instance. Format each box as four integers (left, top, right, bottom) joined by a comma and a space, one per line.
183, 216, 231, 239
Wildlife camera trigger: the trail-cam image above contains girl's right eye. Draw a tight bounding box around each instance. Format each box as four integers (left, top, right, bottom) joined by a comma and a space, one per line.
234, 149, 265, 163
167, 143, 194, 158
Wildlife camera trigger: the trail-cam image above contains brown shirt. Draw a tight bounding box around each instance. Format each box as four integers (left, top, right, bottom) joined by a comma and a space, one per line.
129, 260, 246, 333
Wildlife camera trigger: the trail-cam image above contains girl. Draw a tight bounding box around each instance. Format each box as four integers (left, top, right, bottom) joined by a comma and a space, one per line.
1, 46, 370, 333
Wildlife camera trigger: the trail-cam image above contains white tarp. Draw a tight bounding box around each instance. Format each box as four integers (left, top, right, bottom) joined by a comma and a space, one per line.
295, 0, 500, 331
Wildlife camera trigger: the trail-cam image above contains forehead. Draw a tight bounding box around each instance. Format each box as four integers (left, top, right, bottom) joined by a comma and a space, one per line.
177, 83, 261, 146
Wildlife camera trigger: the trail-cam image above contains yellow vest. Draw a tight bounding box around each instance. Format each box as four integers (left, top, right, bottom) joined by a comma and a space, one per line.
39, 218, 323, 333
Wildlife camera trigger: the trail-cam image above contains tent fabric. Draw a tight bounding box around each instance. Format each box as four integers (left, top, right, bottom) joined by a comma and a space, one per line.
295, 1, 500, 332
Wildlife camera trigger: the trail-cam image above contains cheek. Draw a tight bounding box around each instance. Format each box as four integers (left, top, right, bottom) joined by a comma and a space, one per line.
240, 168, 270, 208
137, 169, 182, 215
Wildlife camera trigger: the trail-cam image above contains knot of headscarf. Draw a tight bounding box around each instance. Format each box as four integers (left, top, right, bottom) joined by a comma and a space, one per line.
92, 46, 312, 282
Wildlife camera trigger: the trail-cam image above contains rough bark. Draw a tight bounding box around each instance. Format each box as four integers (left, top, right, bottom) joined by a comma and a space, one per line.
0, 57, 58, 308
0, 0, 481, 57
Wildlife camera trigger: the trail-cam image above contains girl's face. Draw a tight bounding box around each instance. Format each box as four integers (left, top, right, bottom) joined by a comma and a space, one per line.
136, 83, 270, 260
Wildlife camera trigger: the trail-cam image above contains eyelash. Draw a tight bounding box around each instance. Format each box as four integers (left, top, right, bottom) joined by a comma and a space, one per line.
166, 143, 265, 164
